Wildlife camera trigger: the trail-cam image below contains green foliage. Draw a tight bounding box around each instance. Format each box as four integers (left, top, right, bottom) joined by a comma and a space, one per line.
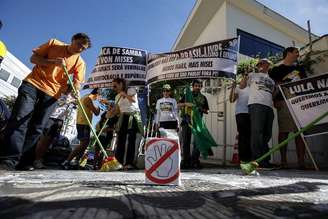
237, 54, 282, 76
148, 80, 191, 113
237, 59, 258, 75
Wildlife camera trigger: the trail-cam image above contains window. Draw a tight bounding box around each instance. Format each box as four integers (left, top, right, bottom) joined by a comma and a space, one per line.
11, 76, 21, 88
0, 69, 10, 82
237, 29, 284, 58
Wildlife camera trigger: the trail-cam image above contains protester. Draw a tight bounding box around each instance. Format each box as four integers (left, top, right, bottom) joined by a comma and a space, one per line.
33, 94, 77, 169
229, 79, 251, 162
240, 58, 276, 168
0, 33, 90, 171
61, 88, 102, 169
269, 47, 307, 169
112, 78, 143, 170
179, 79, 209, 169
155, 84, 179, 131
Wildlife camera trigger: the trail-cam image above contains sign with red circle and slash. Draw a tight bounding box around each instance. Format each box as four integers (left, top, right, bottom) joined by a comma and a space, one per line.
145, 138, 181, 185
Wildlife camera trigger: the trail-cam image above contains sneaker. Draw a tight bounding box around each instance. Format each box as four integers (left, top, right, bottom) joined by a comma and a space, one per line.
33, 160, 46, 169
61, 161, 70, 170
123, 164, 136, 171
70, 160, 80, 170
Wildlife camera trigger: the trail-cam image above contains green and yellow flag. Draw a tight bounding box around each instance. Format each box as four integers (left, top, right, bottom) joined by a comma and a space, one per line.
185, 86, 218, 158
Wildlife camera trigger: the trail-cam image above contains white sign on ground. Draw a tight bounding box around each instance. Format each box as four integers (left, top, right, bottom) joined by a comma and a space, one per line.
145, 138, 181, 185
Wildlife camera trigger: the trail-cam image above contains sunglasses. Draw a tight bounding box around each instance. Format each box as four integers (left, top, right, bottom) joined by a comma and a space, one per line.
163, 90, 170, 92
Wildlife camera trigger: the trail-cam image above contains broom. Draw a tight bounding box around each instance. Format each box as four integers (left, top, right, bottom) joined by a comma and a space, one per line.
63, 65, 121, 171
241, 110, 328, 175
79, 118, 110, 168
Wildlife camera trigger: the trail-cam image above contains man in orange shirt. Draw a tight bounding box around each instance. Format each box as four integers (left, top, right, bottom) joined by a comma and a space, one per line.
0, 33, 91, 170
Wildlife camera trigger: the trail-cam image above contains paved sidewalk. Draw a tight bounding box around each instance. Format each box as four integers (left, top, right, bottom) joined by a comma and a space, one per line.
1, 168, 328, 218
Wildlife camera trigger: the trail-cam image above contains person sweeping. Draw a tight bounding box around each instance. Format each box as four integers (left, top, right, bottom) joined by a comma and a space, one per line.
0, 33, 91, 171
61, 88, 105, 169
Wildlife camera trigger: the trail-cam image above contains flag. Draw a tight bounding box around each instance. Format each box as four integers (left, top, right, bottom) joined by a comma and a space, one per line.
185, 86, 217, 158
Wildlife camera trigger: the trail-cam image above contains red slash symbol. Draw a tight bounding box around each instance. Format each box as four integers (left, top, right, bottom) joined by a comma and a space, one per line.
145, 138, 180, 184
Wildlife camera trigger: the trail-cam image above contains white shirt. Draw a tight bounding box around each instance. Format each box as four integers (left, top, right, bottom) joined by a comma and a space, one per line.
235, 86, 249, 115
155, 97, 178, 123
116, 87, 140, 113
247, 72, 275, 108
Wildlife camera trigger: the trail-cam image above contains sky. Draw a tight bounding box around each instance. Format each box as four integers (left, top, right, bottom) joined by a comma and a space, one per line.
257, 0, 328, 36
1, 0, 327, 78
0, 0, 196, 76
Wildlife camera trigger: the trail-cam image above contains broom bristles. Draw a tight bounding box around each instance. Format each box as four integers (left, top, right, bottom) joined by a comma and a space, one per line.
240, 161, 259, 175
100, 156, 122, 172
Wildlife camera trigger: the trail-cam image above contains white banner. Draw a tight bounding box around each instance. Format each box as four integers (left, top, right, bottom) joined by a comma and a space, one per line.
146, 38, 239, 84
84, 46, 147, 88
279, 73, 328, 137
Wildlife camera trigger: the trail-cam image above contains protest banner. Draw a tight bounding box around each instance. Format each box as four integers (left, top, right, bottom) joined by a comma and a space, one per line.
146, 38, 239, 84
84, 46, 147, 88
279, 73, 328, 137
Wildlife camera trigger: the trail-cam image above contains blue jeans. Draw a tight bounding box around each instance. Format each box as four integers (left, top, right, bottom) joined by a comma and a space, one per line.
249, 104, 274, 166
0, 81, 57, 168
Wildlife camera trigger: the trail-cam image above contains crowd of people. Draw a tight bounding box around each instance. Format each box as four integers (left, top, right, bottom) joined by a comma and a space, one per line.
0, 32, 308, 171
230, 47, 308, 169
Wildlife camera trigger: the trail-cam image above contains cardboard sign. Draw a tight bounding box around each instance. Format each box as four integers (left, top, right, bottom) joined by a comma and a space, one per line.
145, 138, 181, 185
279, 73, 328, 136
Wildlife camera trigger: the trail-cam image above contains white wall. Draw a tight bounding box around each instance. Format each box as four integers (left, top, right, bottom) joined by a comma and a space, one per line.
0, 51, 30, 97
194, 2, 228, 46
226, 2, 305, 48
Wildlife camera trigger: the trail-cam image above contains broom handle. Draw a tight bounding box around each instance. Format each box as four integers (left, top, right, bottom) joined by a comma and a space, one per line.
89, 118, 110, 153
256, 110, 328, 163
63, 65, 108, 158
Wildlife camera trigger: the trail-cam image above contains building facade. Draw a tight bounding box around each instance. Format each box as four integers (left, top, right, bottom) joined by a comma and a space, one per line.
173, 0, 324, 166
0, 51, 30, 97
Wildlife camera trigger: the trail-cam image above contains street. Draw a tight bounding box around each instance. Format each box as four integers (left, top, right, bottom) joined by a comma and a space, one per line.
1, 168, 328, 218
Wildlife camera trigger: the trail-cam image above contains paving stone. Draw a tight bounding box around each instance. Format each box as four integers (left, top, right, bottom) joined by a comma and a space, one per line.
1, 168, 328, 218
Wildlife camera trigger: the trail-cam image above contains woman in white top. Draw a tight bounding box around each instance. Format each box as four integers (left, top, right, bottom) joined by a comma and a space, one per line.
155, 84, 179, 131
112, 78, 143, 170
229, 80, 251, 162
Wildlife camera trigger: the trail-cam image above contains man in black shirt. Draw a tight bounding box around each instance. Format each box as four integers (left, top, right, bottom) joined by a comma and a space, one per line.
269, 47, 306, 169
179, 79, 209, 169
